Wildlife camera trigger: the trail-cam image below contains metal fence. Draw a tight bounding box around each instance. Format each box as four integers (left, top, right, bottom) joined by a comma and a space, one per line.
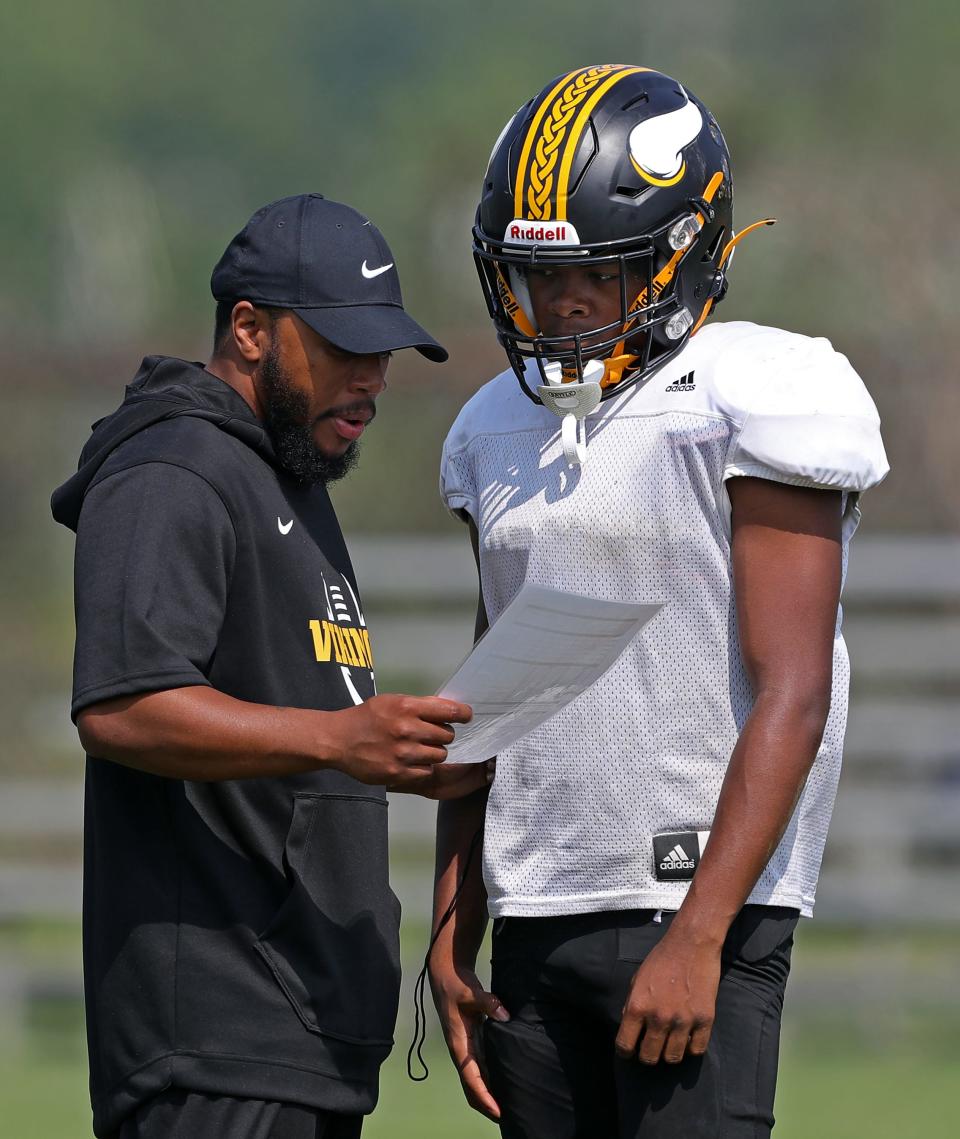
1, 533, 958, 925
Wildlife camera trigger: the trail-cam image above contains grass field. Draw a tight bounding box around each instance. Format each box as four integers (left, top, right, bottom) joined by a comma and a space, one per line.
1, 921, 957, 1137
0, 1045, 954, 1138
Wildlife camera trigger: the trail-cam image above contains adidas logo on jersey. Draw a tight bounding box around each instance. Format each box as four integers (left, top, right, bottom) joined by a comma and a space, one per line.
652, 830, 705, 880
665, 370, 696, 392
659, 844, 696, 871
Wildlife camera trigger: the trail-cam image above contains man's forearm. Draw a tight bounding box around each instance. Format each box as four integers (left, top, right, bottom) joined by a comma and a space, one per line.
76, 685, 476, 791
432, 789, 490, 970
432, 521, 492, 967
77, 686, 347, 781
669, 476, 843, 945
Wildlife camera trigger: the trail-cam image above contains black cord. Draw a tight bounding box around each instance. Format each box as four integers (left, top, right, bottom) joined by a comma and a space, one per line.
406, 826, 484, 1081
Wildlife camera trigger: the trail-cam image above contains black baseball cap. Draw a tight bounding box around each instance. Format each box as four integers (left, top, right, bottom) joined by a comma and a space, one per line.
211, 194, 448, 362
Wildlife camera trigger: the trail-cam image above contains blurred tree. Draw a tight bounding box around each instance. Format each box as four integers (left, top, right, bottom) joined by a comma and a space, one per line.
2, 0, 957, 783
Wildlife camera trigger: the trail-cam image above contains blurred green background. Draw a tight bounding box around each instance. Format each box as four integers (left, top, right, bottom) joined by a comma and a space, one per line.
2, 2, 959, 1136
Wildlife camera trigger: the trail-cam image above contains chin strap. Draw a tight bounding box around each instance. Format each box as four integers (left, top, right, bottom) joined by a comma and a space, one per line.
690, 217, 777, 335
504, 176, 759, 406
547, 217, 776, 401
597, 171, 729, 390
719, 217, 777, 267
602, 351, 640, 388
559, 348, 638, 390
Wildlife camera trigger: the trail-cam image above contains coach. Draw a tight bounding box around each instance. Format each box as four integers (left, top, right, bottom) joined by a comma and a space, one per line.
51, 194, 482, 1139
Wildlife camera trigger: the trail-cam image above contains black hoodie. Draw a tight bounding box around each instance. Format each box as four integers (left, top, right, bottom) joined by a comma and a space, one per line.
52, 357, 400, 1135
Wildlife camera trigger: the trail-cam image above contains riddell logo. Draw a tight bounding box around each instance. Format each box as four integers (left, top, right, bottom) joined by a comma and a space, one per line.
504, 219, 581, 246
510, 224, 568, 241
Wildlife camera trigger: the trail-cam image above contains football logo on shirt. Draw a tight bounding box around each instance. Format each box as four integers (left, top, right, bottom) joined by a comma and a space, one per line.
308, 575, 375, 706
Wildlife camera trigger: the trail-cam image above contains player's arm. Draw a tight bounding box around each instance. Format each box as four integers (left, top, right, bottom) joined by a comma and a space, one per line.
429, 518, 507, 1121
616, 475, 841, 1065
77, 686, 486, 797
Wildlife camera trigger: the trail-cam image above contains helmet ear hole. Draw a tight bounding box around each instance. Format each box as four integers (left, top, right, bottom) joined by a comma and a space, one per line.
701, 226, 726, 264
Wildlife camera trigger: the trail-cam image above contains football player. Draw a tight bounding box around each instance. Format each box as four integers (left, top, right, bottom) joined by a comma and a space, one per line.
429, 65, 889, 1138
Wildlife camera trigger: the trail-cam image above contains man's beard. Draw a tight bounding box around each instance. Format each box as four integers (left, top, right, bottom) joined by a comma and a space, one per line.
259, 343, 361, 486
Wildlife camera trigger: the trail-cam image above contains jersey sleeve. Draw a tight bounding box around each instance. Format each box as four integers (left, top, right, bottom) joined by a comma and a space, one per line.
439, 413, 478, 521
71, 462, 237, 720
720, 332, 890, 492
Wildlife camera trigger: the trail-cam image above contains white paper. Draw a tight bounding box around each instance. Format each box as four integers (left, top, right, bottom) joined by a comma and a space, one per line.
437, 584, 662, 764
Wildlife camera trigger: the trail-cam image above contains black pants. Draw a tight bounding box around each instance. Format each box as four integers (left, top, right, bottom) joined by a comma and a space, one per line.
114, 1090, 363, 1139
484, 906, 799, 1139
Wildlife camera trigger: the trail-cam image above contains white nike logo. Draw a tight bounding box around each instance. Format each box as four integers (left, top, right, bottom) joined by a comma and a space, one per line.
277, 518, 293, 535
361, 260, 393, 279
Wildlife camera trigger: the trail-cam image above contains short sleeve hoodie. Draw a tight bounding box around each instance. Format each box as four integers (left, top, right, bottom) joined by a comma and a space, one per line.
53, 357, 397, 1136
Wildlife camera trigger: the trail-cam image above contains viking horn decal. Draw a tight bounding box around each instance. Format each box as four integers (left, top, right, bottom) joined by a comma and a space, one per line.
628, 90, 704, 183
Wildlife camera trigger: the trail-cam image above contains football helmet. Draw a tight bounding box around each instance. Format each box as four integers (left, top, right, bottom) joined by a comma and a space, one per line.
474, 65, 766, 408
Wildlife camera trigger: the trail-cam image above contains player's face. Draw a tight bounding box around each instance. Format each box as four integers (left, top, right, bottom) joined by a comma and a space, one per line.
523, 264, 633, 352
258, 312, 389, 484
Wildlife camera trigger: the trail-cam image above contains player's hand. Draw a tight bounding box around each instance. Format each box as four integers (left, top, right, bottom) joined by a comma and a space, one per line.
429, 962, 508, 1121
615, 935, 721, 1064
325, 694, 472, 790
389, 758, 495, 800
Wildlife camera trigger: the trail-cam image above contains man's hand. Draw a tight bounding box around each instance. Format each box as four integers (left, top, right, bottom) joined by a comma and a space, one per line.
615, 933, 721, 1065
325, 694, 474, 791
430, 962, 509, 1121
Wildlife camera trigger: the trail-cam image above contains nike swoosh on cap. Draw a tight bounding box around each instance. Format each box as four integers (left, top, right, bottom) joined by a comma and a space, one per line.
361, 260, 394, 279
277, 518, 293, 535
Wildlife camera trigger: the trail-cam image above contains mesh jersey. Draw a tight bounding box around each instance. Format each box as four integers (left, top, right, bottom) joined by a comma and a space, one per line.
440, 321, 889, 918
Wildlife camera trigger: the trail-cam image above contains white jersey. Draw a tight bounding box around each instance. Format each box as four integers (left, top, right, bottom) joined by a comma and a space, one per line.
440, 321, 889, 918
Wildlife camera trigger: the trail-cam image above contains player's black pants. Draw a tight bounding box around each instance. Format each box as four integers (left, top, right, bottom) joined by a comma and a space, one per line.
483, 905, 799, 1139
112, 1090, 363, 1139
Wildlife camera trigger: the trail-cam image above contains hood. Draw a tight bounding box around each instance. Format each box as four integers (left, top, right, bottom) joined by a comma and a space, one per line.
51, 356, 273, 533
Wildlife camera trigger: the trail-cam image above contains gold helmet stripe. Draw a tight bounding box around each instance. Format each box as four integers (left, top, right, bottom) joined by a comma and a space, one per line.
514, 65, 649, 223
512, 70, 587, 221
555, 67, 649, 218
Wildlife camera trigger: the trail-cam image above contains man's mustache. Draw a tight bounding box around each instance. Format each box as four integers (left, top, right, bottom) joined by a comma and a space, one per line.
315, 399, 378, 425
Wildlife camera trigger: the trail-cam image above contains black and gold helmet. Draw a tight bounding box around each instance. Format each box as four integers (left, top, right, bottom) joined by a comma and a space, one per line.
474, 65, 764, 401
